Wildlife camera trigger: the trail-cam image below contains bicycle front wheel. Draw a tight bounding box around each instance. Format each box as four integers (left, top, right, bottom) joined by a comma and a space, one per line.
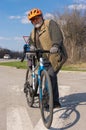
40, 70, 53, 129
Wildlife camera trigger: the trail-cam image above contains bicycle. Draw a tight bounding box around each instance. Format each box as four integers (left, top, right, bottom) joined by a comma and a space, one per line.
22, 49, 53, 129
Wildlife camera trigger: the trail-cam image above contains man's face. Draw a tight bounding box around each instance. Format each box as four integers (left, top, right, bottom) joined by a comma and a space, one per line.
31, 15, 43, 28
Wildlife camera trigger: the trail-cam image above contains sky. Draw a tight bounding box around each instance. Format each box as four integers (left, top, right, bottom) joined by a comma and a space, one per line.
0, 0, 86, 52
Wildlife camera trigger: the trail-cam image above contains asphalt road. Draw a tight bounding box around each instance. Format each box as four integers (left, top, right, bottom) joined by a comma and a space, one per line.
0, 66, 86, 130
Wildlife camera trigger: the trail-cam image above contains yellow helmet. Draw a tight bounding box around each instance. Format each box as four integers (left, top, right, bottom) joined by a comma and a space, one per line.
28, 8, 42, 20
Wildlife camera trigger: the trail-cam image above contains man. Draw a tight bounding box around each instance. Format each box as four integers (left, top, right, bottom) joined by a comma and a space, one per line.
27, 8, 67, 108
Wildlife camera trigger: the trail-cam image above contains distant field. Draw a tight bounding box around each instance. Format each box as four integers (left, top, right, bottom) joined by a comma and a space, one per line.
0, 60, 86, 71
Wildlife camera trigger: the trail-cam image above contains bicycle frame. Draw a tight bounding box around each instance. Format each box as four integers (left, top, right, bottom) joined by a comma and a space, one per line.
26, 50, 49, 101
31, 56, 45, 101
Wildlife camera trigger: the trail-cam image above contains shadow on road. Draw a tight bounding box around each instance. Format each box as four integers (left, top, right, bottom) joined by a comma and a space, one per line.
51, 92, 86, 130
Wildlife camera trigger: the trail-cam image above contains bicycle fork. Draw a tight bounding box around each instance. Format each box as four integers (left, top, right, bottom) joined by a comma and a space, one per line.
32, 65, 36, 90
38, 57, 44, 102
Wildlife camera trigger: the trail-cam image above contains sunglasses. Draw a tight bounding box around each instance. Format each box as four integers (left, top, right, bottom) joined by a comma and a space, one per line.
31, 16, 41, 23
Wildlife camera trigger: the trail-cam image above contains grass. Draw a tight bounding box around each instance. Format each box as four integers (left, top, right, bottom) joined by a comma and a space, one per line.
0, 60, 86, 71
0, 60, 27, 69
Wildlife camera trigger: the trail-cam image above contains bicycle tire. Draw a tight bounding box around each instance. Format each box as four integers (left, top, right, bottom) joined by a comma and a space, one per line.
25, 68, 38, 107
40, 70, 53, 129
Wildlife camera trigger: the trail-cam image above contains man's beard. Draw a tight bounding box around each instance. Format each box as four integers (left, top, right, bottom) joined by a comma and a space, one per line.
34, 19, 43, 28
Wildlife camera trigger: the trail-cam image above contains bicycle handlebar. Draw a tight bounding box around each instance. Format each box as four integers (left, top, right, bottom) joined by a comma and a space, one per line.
26, 49, 50, 54
21, 49, 50, 62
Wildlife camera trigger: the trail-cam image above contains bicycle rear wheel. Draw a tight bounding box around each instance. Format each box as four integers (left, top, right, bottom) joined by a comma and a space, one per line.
25, 68, 34, 107
26, 68, 38, 107
40, 70, 53, 129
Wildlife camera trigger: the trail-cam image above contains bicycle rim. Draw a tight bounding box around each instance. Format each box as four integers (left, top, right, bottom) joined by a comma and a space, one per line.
40, 70, 53, 129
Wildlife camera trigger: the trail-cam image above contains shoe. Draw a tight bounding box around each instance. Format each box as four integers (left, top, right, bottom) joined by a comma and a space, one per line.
53, 102, 61, 109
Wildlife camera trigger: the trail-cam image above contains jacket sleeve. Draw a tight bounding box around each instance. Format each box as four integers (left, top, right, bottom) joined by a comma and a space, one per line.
49, 20, 63, 47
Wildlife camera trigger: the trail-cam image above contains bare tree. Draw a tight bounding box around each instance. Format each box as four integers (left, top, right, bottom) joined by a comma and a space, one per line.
53, 9, 86, 63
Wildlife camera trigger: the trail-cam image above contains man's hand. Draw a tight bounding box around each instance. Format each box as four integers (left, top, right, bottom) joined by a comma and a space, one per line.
29, 45, 36, 56
50, 46, 58, 53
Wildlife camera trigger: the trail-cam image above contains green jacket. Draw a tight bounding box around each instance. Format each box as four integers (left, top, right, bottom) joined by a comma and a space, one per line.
29, 19, 67, 72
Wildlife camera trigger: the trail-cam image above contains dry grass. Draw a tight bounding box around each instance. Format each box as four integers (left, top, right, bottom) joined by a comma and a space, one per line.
70, 62, 86, 68
62, 62, 86, 71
